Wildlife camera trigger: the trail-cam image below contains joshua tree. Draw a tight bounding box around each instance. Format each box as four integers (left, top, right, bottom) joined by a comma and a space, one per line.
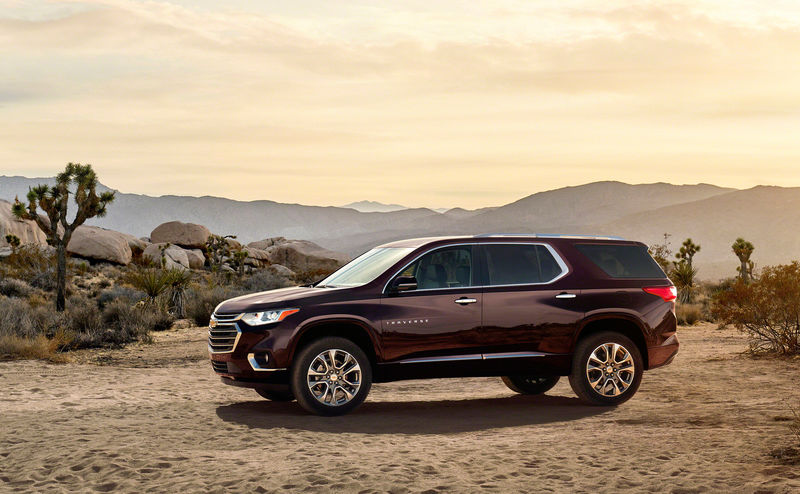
4, 234, 21, 253
732, 237, 755, 282
675, 238, 701, 268
671, 260, 697, 304
12, 163, 114, 311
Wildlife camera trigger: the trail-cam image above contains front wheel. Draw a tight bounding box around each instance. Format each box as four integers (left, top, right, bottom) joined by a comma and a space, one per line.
569, 331, 643, 406
501, 375, 560, 395
290, 337, 372, 416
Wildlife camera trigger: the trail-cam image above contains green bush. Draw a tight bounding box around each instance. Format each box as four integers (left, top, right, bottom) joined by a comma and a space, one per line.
712, 262, 800, 355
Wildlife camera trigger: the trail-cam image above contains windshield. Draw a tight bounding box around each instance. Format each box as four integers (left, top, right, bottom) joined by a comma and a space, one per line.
317, 247, 414, 288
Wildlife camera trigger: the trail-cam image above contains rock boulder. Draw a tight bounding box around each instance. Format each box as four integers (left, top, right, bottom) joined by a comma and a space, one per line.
0, 199, 48, 247
256, 239, 349, 275
247, 237, 287, 250
185, 249, 206, 269
67, 225, 133, 265
143, 243, 190, 270
150, 221, 211, 249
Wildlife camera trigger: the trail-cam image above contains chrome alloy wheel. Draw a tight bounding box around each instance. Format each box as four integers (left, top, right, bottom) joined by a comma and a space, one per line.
586, 343, 635, 397
307, 349, 362, 406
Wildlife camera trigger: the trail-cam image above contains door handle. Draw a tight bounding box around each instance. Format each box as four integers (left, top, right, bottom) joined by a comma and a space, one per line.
555, 293, 577, 299
455, 297, 477, 305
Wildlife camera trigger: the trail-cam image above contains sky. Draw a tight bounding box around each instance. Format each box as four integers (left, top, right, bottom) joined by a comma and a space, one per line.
1, 0, 800, 209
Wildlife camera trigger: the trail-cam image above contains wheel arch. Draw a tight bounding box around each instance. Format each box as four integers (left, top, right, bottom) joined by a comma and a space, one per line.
573, 315, 650, 369
290, 318, 380, 367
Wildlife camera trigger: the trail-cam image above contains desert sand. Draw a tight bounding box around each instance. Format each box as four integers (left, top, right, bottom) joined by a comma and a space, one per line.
1, 323, 799, 493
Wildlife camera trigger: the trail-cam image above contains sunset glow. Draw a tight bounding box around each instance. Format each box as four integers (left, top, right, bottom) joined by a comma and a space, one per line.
2, 1, 799, 208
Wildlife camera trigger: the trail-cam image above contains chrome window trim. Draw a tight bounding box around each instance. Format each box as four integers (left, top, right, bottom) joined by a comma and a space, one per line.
381, 241, 571, 294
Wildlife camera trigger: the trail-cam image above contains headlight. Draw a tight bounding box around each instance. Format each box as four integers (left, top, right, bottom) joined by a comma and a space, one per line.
241, 308, 299, 326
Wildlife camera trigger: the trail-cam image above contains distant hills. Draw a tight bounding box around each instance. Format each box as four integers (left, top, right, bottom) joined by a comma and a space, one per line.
341, 200, 409, 213
1, 176, 797, 280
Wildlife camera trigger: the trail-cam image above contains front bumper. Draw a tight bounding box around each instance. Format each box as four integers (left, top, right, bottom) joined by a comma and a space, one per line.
208, 315, 291, 383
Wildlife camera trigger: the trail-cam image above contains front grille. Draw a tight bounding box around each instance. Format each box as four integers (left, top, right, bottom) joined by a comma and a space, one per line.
208, 313, 241, 353
211, 361, 228, 373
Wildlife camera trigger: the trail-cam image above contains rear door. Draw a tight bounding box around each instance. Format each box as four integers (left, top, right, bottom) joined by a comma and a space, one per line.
478, 243, 583, 356
380, 245, 483, 362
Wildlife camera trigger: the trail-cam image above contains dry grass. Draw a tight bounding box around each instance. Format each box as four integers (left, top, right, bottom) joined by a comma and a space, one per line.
0, 330, 71, 363
676, 303, 703, 325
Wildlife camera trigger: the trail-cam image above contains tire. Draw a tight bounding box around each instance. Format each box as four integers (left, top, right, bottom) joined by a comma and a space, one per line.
255, 388, 294, 402
569, 331, 643, 406
501, 375, 560, 395
290, 337, 372, 416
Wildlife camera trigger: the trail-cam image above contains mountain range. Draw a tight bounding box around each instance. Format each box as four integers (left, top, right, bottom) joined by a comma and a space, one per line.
2, 176, 797, 280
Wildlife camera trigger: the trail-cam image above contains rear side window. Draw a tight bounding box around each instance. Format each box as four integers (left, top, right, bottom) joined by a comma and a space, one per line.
575, 243, 665, 279
484, 244, 565, 285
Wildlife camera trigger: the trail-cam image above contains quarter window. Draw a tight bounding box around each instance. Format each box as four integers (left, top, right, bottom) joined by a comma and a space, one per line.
575, 243, 665, 279
484, 244, 564, 285
400, 246, 474, 290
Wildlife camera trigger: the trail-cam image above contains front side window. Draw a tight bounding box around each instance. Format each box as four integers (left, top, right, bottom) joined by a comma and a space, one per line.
484, 244, 565, 286
400, 246, 474, 290
318, 247, 414, 288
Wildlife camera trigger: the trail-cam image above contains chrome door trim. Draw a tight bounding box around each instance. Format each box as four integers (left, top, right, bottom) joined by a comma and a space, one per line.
393, 351, 557, 365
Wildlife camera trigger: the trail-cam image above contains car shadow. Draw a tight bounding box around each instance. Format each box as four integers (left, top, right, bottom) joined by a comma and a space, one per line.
215, 394, 609, 434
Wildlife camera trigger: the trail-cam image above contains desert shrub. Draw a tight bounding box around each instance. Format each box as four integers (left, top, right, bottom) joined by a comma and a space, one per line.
0, 331, 71, 362
101, 299, 174, 340
0, 278, 34, 298
97, 285, 145, 309
185, 285, 246, 326
676, 303, 702, 326
0, 244, 59, 291
791, 404, 800, 445
712, 262, 800, 355
165, 269, 194, 318
238, 269, 290, 292
0, 293, 168, 354
124, 267, 172, 303
292, 268, 335, 285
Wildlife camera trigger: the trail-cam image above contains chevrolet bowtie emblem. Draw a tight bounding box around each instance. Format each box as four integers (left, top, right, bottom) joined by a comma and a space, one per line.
209, 319, 218, 328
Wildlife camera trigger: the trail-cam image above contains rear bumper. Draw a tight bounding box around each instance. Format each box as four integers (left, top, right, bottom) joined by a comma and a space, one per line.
647, 333, 679, 369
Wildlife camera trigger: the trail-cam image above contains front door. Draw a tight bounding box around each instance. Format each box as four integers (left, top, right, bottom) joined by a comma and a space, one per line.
380, 245, 482, 362
479, 243, 583, 356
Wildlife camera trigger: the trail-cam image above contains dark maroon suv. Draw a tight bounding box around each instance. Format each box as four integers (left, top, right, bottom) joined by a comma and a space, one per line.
209, 234, 678, 415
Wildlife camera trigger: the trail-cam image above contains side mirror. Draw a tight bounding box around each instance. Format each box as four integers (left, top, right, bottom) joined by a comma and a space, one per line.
390, 276, 418, 293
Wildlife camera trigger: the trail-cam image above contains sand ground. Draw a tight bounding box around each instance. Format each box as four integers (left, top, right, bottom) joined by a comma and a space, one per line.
1, 323, 799, 493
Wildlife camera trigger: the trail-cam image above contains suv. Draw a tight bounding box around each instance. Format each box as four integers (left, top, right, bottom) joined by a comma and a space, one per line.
209, 234, 678, 416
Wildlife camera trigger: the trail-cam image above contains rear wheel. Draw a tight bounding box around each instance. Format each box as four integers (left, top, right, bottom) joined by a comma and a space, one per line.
569, 331, 643, 406
290, 337, 372, 416
255, 388, 294, 402
501, 375, 560, 395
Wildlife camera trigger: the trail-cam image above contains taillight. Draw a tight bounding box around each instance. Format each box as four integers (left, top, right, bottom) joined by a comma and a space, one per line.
643, 286, 677, 302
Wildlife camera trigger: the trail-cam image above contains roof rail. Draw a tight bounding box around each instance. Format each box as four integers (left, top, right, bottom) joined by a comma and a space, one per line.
474, 233, 625, 240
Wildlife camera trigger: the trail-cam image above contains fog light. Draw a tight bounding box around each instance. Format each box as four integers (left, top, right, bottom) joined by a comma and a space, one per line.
247, 353, 272, 371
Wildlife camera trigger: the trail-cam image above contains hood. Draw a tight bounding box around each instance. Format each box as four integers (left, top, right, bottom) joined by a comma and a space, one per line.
215, 286, 335, 314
